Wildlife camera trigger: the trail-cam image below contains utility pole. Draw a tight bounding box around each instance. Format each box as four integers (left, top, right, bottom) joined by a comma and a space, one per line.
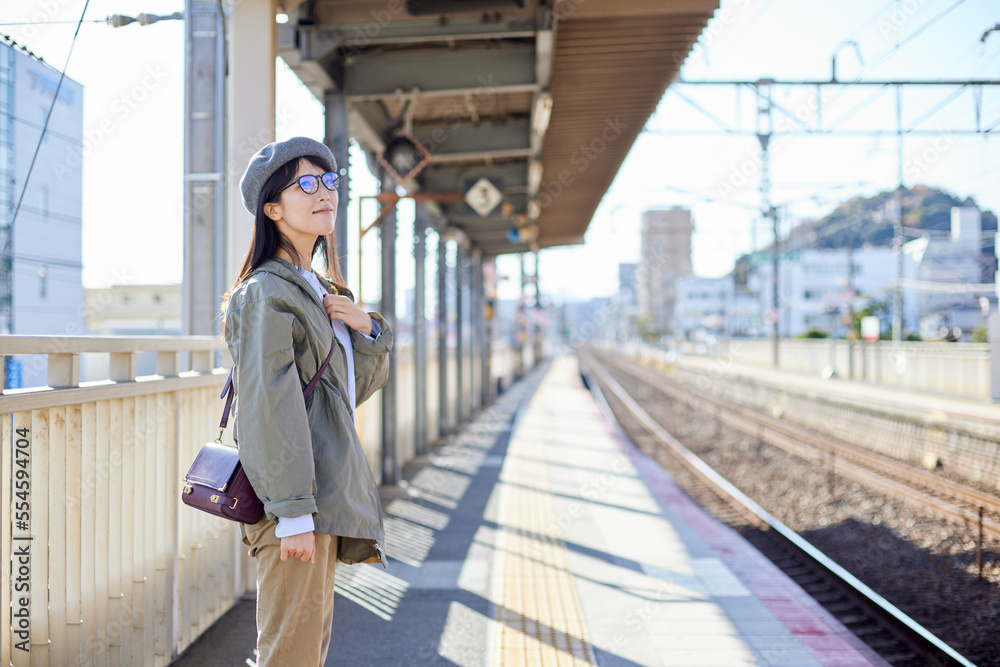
183, 1, 226, 336
892, 86, 905, 346
847, 243, 856, 379
756, 80, 779, 367
533, 249, 543, 363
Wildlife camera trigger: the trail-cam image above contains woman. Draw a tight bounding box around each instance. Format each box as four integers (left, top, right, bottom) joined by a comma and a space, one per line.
223, 136, 391, 666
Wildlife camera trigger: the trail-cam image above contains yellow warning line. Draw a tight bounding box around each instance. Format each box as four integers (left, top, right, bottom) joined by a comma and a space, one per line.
492, 373, 595, 667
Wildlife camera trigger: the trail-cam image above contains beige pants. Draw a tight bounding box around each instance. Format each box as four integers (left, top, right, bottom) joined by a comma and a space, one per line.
245, 518, 338, 667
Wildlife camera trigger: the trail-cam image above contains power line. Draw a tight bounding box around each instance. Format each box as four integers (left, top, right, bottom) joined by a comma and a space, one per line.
0, 20, 105, 27
849, 0, 972, 84
844, 0, 900, 44
7, 253, 84, 270
0, 0, 90, 262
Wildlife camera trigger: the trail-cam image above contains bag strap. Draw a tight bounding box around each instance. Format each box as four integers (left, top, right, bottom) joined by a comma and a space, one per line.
219, 325, 335, 431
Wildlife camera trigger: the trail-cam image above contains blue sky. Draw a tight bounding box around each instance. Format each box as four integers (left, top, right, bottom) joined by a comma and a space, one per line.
3, 0, 998, 303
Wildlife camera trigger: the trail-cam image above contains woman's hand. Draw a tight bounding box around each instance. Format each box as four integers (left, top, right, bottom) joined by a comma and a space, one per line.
322, 294, 373, 334
280, 531, 316, 563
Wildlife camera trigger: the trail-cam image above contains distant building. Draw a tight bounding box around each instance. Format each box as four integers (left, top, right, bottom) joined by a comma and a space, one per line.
1, 37, 84, 389
84, 284, 182, 335
737, 247, 897, 338
618, 262, 637, 342
562, 297, 615, 346
903, 207, 990, 339
636, 207, 693, 335
674, 275, 731, 339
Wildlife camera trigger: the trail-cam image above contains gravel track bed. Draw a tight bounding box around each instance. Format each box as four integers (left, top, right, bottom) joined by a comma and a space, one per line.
594, 355, 1000, 666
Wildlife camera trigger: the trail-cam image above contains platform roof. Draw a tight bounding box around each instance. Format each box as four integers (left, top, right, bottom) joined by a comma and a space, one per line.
279, 0, 717, 256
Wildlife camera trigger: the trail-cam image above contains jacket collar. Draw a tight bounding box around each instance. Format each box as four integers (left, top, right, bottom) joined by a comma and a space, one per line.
251, 257, 330, 313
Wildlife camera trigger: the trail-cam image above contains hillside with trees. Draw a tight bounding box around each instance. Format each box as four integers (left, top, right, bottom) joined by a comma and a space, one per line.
781, 185, 998, 282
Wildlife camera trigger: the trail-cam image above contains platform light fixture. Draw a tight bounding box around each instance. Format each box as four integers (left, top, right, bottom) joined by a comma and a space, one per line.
377, 131, 432, 185
528, 161, 543, 195
532, 92, 553, 136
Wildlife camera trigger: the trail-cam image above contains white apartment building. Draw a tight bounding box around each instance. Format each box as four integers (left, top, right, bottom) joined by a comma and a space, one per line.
1, 37, 85, 389
729, 247, 898, 338
674, 275, 731, 338
903, 207, 991, 339
724, 207, 988, 339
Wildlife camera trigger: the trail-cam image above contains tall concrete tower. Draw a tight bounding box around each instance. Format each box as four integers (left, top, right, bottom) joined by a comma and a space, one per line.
637, 207, 693, 336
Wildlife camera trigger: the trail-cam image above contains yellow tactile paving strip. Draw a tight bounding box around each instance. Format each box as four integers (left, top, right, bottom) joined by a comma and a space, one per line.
491, 369, 596, 666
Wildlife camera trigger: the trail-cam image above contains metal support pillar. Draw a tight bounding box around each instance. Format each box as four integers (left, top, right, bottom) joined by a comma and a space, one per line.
532, 249, 543, 364
469, 250, 481, 414
225, 0, 276, 286
893, 86, 905, 346
455, 242, 465, 425
183, 0, 226, 336
379, 172, 398, 485
482, 257, 495, 405
413, 202, 428, 455
437, 231, 449, 438
756, 81, 778, 368
515, 252, 526, 378
990, 313, 1000, 402
324, 91, 350, 278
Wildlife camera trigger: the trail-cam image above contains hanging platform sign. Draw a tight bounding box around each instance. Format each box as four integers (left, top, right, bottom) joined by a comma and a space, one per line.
464, 177, 504, 218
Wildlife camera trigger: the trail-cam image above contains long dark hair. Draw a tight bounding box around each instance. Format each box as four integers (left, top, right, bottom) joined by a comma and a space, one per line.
223, 155, 347, 309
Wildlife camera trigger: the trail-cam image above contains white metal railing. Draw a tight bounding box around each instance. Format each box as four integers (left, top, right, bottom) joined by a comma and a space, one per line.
1, 335, 250, 667
1, 335, 526, 666
718, 338, 989, 399
664, 338, 991, 400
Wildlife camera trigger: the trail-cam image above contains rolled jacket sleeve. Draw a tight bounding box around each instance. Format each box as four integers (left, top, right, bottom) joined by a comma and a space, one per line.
230, 292, 318, 520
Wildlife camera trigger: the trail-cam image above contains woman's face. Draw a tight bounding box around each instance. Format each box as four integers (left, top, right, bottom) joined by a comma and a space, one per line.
265, 158, 338, 245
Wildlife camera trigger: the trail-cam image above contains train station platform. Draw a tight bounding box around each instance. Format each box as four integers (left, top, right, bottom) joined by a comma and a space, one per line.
173, 355, 888, 667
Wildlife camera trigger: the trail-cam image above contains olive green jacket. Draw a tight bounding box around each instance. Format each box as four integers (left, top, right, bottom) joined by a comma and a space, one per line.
224, 257, 391, 566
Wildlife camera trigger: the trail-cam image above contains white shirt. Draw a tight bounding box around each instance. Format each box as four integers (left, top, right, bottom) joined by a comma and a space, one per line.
276, 268, 377, 539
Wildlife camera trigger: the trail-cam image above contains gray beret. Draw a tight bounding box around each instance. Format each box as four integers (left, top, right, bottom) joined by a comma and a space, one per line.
239, 136, 338, 214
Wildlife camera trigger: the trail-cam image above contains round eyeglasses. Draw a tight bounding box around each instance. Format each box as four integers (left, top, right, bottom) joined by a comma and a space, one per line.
280, 172, 340, 195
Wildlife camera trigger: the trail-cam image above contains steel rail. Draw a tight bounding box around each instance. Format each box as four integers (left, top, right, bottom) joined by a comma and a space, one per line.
597, 351, 1000, 540
581, 351, 977, 667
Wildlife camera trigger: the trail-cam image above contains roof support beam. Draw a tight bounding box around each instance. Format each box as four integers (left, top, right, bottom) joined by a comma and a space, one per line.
345, 46, 536, 97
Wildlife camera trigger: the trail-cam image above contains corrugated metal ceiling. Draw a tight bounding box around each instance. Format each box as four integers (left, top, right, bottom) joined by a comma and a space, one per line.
280, 0, 717, 255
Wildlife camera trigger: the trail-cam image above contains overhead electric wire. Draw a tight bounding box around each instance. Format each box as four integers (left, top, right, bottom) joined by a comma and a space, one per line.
851, 0, 972, 83
824, 84, 892, 132
0, 0, 90, 263
903, 84, 970, 132
843, 0, 901, 44
0, 20, 104, 27
664, 87, 738, 134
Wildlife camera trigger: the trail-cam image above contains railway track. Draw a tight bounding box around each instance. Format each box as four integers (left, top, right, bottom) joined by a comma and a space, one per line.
579, 349, 978, 667
591, 349, 1000, 546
